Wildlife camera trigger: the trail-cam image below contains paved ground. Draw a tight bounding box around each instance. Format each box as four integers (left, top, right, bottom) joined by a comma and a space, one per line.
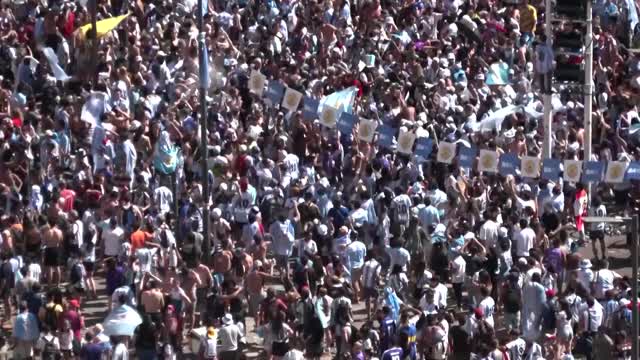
0, 232, 633, 359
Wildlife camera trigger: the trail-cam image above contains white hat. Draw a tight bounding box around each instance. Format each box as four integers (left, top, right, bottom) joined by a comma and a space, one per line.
499, 227, 508, 238
222, 313, 233, 325
211, 208, 222, 219
463, 232, 475, 240
317, 224, 328, 236
579, 259, 592, 269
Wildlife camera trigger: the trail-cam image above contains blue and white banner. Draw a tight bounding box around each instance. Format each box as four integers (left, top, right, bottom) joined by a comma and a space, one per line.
265, 81, 285, 105
582, 161, 605, 183
302, 96, 319, 121
626, 161, 640, 180
542, 159, 562, 181
499, 153, 520, 176
377, 125, 396, 149
458, 146, 477, 169
337, 112, 358, 136
415, 138, 433, 159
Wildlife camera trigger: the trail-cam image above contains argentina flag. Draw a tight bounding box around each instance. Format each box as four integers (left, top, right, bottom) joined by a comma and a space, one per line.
317, 86, 358, 117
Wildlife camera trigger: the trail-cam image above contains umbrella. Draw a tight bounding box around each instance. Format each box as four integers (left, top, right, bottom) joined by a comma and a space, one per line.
103, 305, 143, 337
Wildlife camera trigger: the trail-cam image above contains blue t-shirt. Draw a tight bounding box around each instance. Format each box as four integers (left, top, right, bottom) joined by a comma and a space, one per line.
382, 347, 404, 360
399, 324, 417, 356
380, 316, 397, 352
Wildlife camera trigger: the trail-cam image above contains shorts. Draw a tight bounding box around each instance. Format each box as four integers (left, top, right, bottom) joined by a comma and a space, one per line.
196, 288, 208, 313
363, 287, 378, 300
83, 261, 95, 273
351, 267, 363, 284
504, 311, 520, 331
590, 229, 605, 241
248, 292, 266, 316
276, 255, 289, 271
44, 247, 61, 267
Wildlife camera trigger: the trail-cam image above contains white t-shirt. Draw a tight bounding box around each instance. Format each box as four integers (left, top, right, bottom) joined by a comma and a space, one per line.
592, 269, 616, 299
103, 227, 125, 257
154, 186, 174, 215
391, 194, 412, 224
479, 296, 496, 327
27, 263, 41, 282
387, 247, 411, 272
282, 154, 300, 180
112, 342, 129, 360
451, 256, 466, 283
506, 338, 526, 360
515, 227, 536, 257
479, 220, 498, 249
433, 283, 448, 309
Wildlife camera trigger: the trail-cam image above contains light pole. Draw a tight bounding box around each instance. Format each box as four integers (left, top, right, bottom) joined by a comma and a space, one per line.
583, 215, 640, 360
197, 0, 211, 263
542, 0, 553, 159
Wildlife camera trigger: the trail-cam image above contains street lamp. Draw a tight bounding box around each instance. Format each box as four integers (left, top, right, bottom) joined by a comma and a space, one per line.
583, 215, 640, 360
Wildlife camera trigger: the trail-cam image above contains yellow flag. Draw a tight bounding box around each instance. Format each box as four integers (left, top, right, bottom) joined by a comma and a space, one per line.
78, 13, 130, 39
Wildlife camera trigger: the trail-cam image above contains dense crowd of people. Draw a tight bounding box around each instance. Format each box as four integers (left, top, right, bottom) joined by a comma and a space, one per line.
1, 0, 640, 358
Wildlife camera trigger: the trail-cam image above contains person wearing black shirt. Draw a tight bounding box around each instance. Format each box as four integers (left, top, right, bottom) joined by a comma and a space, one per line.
449, 312, 471, 360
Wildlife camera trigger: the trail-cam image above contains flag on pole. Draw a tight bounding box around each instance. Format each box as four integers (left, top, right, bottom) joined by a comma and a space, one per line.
77, 13, 130, 39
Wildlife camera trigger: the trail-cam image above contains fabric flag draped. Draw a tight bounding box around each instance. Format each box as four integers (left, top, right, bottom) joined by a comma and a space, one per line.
318, 86, 358, 116
103, 305, 142, 337
80, 92, 111, 125
77, 13, 130, 39
42, 48, 71, 82
384, 287, 401, 322
485, 62, 510, 86
153, 130, 181, 175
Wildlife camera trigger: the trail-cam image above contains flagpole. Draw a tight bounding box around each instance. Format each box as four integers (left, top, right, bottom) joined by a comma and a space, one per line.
542, 0, 553, 159
90, 0, 98, 85
197, 0, 211, 264
584, 0, 593, 183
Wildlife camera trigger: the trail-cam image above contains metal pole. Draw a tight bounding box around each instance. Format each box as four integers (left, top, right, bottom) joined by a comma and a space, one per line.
632, 215, 639, 360
542, 0, 553, 159
584, 1, 593, 164
197, 0, 211, 264
90, 0, 98, 85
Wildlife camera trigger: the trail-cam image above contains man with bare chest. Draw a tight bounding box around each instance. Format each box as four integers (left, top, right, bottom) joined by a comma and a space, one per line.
43, 218, 64, 286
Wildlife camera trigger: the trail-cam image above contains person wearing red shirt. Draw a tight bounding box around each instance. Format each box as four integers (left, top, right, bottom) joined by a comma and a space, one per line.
59, 181, 76, 213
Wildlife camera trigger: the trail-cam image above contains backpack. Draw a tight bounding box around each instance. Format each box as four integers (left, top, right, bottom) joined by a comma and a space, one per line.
69, 263, 83, 285
160, 229, 170, 248
41, 335, 60, 360
44, 305, 59, 331
334, 299, 350, 326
